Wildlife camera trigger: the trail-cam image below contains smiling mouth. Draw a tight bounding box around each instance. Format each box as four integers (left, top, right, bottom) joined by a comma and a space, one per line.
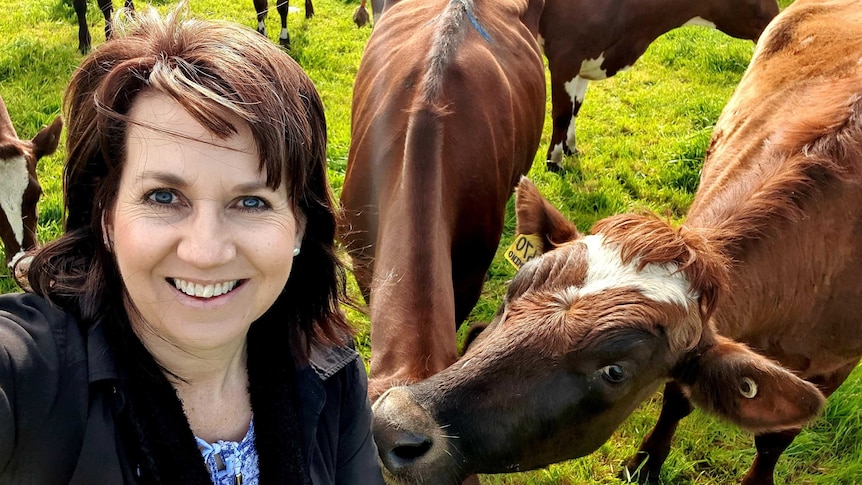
171, 278, 241, 298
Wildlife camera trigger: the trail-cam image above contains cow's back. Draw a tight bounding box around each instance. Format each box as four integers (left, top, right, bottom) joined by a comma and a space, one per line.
687, 0, 862, 377
341, 0, 545, 399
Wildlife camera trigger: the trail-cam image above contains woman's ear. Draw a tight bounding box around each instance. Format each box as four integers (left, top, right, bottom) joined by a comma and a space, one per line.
101, 211, 114, 250
294, 210, 306, 251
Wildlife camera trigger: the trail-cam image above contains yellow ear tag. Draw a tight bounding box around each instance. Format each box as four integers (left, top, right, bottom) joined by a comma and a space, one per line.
505, 233, 544, 270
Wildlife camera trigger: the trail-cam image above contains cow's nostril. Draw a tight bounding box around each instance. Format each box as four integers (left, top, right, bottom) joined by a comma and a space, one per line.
382, 430, 435, 470
392, 435, 433, 461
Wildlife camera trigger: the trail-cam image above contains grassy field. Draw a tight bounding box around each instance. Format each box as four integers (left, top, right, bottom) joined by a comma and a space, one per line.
1, 0, 861, 483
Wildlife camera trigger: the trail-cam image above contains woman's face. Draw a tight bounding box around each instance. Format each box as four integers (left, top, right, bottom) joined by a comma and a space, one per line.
109, 91, 301, 355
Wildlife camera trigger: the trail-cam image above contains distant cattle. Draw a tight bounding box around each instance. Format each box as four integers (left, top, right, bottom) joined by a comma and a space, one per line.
0, 95, 62, 271
339, 0, 546, 411
540, 0, 779, 171
73, 0, 134, 54
73, 0, 309, 53
372, 0, 862, 483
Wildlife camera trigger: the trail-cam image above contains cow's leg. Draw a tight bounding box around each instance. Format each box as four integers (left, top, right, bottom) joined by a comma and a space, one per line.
97, 0, 114, 40
277, 1, 290, 49
253, 0, 269, 36
371, 0, 384, 23
622, 381, 692, 484
124, 0, 134, 13
547, 74, 587, 172
742, 359, 858, 484
73, 0, 91, 54
304, 0, 314, 19
740, 429, 799, 485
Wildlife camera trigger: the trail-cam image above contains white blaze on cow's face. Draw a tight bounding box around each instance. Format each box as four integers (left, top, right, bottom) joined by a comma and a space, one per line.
0, 154, 29, 246
578, 234, 698, 308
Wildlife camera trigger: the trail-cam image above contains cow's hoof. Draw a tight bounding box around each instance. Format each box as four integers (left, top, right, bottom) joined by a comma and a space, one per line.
546, 160, 564, 173
618, 457, 661, 484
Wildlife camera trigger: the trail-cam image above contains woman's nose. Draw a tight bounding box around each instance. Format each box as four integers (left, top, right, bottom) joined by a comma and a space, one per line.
176, 207, 236, 268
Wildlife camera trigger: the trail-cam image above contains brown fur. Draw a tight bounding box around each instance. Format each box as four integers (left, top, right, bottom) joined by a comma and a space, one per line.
372, 2, 858, 482
340, 0, 546, 401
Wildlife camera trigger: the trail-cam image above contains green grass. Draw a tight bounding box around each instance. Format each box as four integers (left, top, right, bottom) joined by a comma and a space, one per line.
2, 0, 861, 483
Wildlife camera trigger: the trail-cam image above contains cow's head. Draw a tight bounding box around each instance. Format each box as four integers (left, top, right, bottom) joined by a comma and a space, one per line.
706, 0, 780, 41
0, 96, 63, 270
372, 177, 824, 484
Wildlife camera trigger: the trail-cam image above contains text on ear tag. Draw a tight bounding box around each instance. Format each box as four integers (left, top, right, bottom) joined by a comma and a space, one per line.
505, 233, 543, 270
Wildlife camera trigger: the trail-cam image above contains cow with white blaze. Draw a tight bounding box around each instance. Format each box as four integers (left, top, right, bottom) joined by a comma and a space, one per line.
373, 0, 862, 482
0, 95, 62, 273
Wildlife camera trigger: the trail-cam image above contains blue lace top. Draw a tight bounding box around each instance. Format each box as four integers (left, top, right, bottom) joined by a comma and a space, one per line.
196, 419, 259, 485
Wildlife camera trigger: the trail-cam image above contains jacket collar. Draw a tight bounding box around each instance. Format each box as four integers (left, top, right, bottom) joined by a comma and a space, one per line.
87, 321, 118, 384
87, 322, 359, 385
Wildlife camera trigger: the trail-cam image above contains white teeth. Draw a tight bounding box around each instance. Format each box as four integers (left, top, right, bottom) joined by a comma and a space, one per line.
173, 279, 238, 298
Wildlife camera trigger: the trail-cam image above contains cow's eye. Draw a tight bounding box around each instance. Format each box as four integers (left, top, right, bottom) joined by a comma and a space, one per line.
600, 364, 626, 384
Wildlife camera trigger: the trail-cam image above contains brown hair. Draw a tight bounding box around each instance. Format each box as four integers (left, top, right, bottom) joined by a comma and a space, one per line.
26, 5, 352, 363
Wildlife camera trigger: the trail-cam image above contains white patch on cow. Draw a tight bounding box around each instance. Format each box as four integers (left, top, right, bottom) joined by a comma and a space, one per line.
801, 35, 815, 47
573, 234, 698, 308
683, 16, 717, 29
548, 142, 564, 165
0, 155, 28, 246
578, 55, 608, 81
563, 76, 589, 152
258, 20, 266, 34
280, 27, 289, 41
288, 6, 300, 14
564, 76, 589, 105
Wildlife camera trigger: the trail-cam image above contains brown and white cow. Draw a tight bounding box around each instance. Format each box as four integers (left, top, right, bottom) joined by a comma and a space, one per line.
540, 0, 779, 171
340, 0, 546, 403
372, 0, 862, 483
0, 95, 62, 271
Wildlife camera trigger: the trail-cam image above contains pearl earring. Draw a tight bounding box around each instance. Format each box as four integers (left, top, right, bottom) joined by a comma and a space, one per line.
293, 246, 301, 257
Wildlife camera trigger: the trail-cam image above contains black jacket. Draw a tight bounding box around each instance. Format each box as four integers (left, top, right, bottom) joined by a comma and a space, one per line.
0, 293, 384, 484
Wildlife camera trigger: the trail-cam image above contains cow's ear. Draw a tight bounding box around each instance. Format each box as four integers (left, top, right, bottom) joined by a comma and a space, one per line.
514, 177, 581, 251
680, 336, 825, 433
30, 116, 63, 161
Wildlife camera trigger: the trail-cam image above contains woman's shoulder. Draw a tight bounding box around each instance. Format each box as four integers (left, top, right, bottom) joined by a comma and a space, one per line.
0, 292, 77, 330
0, 292, 84, 366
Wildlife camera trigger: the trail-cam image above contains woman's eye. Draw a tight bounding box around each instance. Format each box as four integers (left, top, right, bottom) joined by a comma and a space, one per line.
238, 197, 268, 210
600, 364, 626, 384
148, 190, 176, 205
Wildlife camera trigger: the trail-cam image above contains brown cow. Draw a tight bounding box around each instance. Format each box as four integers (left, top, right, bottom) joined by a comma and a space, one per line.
339, 0, 546, 406
372, 0, 862, 483
540, 0, 779, 171
0, 95, 62, 271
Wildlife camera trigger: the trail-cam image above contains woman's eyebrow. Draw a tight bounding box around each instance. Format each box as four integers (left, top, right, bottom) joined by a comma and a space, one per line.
134, 171, 188, 188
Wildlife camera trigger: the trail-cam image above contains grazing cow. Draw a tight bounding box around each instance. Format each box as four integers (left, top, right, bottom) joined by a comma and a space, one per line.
0, 95, 62, 270
372, 0, 862, 483
73, 1, 304, 53
339, 0, 546, 405
540, 0, 779, 171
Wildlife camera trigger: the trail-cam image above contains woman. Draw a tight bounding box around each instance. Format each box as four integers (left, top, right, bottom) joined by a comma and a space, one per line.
0, 5, 384, 484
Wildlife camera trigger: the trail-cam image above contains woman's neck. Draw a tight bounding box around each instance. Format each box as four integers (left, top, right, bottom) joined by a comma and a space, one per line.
136, 329, 253, 442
